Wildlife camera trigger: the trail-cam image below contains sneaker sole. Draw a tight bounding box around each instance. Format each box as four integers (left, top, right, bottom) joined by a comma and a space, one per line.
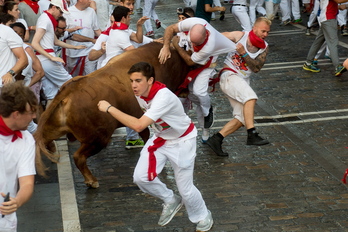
125, 145, 144, 150
158, 202, 183, 226
196, 219, 214, 232
303, 66, 320, 73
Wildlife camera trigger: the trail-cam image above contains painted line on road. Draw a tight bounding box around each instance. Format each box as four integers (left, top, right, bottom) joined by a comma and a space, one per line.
57, 140, 81, 232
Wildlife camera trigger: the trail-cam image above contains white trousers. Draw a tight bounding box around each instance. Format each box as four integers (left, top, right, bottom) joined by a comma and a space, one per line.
249, 0, 266, 24
133, 135, 209, 223
188, 67, 215, 123
220, 71, 258, 125
338, 9, 347, 27
143, 0, 159, 32
265, 1, 279, 21
280, 0, 300, 21
40, 58, 72, 100
232, 6, 252, 31
66, 56, 97, 77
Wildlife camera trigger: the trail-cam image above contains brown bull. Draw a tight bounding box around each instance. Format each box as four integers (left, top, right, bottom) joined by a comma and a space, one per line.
35, 42, 190, 188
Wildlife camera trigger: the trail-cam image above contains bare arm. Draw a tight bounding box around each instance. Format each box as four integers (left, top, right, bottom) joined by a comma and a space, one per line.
1, 47, 28, 85
0, 175, 34, 216
222, 31, 244, 43
130, 16, 149, 43
71, 34, 97, 44
241, 46, 269, 73
334, 0, 348, 4
158, 23, 180, 64
172, 35, 195, 66
25, 46, 44, 87
204, 4, 225, 13
88, 41, 106, 61
98, 100, 153, 132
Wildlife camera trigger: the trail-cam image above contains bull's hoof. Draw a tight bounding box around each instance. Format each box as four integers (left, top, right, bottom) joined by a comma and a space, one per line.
85, 181, 99, 189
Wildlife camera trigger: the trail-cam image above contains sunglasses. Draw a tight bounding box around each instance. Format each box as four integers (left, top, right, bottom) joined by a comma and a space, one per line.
57, 26, 66, 30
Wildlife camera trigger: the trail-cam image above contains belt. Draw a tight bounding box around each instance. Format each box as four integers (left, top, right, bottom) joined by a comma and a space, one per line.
35, 49, 55, 55
232, 4, 247, 6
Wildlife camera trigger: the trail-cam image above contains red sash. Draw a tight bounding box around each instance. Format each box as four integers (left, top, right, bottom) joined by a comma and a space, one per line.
0, 117, 22, 142
147, 122, 195, 181
175, 56, 213, 95
69, 56, 86, 76
35, 48, 55, 55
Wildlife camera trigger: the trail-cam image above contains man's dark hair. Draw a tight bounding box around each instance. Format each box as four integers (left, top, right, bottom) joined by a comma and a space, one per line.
1, 1, 18, 13
0, 81, 38, 117
0, 12, 15, 24
183, 7, 195, 17
112, 6, 130, 22
10, 22, 26, 33
57, 16, 66, 23
128, 62, 155, 81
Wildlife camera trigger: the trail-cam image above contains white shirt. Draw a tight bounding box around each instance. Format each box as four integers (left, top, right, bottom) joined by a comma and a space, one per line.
22, 43, 33, 86
101, 28, 133, 67
137, 87, 196, 140
178, 17, 236, 65
65, 6, 100, 57
0, 131, 36, 232
35, 12, 57, 62
0, 24, 23, 88
224, 31, 268, 80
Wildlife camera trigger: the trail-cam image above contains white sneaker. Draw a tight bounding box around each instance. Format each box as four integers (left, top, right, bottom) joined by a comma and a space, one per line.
202, 128, 209, 144
196, 210, 213, 231
158, 195, 183, 226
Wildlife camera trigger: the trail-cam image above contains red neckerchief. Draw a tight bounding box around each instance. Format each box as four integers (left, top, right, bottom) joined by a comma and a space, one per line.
0, 117, 22, 142
44, 11, 58, 30
193, 29, 209, 52
248, 30, 266, 49
140, 81, 166, 103
111, 22, 129, 30
183, 31, 189, 35
102, 26, 112, 35
23, 0, 39, 14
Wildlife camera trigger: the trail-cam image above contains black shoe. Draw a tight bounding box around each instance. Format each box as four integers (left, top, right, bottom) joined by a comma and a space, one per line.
246, 130, 269, 146
204, 106, 214, 129
207, 134, 228, 157
219, 11, 225, 21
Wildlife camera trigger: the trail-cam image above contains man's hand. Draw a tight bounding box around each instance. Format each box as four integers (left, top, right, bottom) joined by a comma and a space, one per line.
236, 43, 246, 56
98, 100, 112, 113
0, 192, 18, 216
50, 56, 66, 64
75, 45, 87, 50
1, 73, 15, 85
158, 46, 171, 64
137, 16, 149, 26
153, 37, 164, 44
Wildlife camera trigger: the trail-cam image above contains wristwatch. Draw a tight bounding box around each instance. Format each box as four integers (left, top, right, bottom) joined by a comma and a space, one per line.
7, 70, 15, 76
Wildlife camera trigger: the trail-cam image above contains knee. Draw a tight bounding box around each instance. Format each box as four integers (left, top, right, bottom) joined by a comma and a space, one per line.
133, 170, 148, 186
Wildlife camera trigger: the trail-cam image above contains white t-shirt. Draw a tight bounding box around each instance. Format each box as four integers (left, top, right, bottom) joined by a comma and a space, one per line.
93, 0, 110, 31
65, 6, 100, 57
0, 130, 36, 232
91, 33, 108, 69
16, 18, 29, 30
0, 24, 23, 88
101, 28, 133, 67
21, 43, 33, 86
35, 12, 57, 62
177, 31, 191, 51
178, 17, 236, 65
137, 87, 197, 140
224, 31, 268, 79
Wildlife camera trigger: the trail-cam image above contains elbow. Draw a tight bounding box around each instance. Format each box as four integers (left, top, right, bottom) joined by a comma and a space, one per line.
133, 125, 147, 133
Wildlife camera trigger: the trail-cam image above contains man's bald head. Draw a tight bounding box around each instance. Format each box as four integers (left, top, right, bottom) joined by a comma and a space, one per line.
190, 24, 207, 46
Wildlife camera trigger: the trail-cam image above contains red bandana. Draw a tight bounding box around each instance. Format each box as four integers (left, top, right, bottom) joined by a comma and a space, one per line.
0, 117, 22, 142
23, 0, 39, 14
140, 81, 166, 103
102, 26, 112, 35
111, 22, 129, 30
249, 30, 266, 49
193, 29, 209, 52
44, 11, 58, 30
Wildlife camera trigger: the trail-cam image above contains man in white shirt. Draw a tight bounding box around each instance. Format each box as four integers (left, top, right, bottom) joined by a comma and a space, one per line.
64, 0, 101, 76
0, 82, 38, 232
98, 62, 214, 231
31, 0, 85, 106
0, 23, 28, 88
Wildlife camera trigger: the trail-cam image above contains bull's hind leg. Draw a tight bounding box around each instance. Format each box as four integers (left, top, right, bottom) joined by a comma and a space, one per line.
73, 143, 103, 188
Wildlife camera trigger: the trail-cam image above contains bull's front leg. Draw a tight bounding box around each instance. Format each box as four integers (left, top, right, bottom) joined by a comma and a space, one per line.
73, 145, 99, 188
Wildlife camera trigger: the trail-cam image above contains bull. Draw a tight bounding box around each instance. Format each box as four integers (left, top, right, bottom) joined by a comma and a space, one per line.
35, 42, 190, 188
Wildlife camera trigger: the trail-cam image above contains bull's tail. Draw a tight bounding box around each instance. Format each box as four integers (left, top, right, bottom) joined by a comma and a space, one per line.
34, 90, 70, 177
